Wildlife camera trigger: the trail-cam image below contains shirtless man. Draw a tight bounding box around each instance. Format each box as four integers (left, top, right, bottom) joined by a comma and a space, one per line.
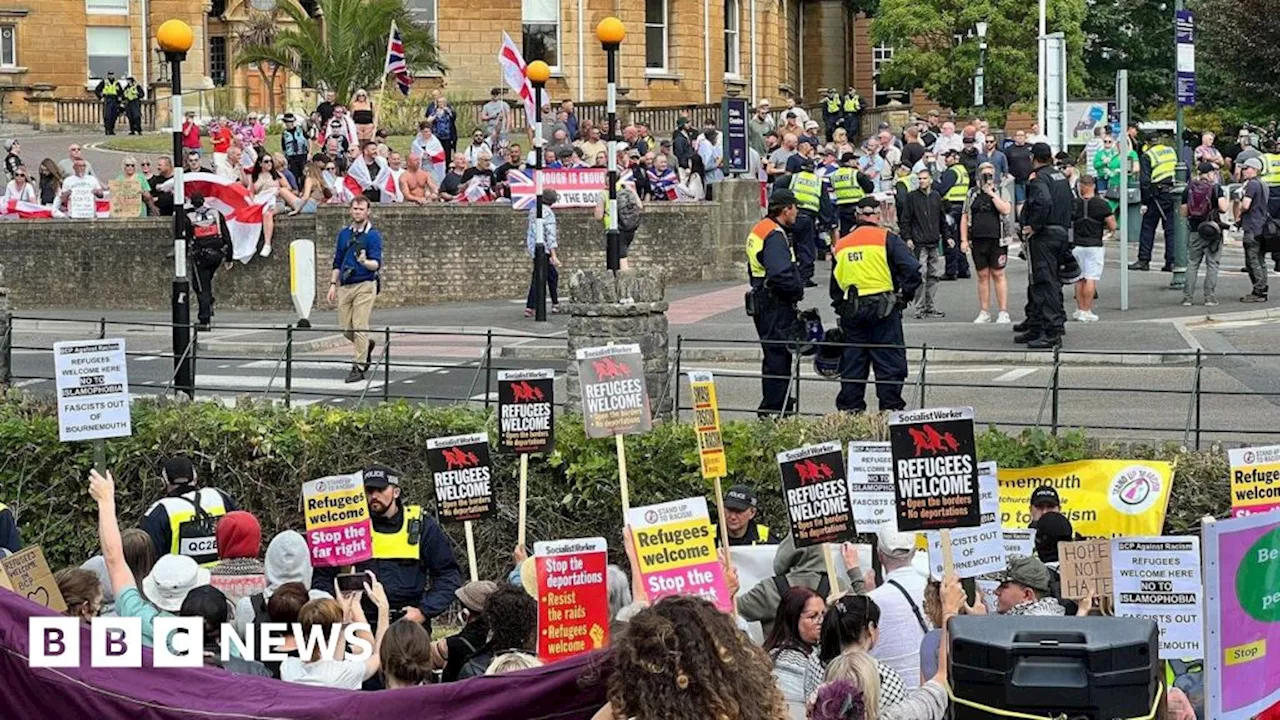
400, 153, 437, 205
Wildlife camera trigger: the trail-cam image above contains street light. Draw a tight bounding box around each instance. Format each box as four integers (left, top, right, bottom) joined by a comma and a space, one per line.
596, 17, 625, 272
527, 59, 551, 322
975, 21, 988, 108
157, 19, 194, 398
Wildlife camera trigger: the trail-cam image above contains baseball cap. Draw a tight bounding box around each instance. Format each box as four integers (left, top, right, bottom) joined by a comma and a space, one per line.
943, 148, 960, 158
840, 152, 858, 164
876, 527, 917, 557
962, 135, 976, 145
1242, 156, 1264, 171
283, 112, 297, 122
996, 555, 1052, 594
856, 197, 882, 215
162, 456, 196, 485
805, 120, 820, 130
1031, 142, 1054, 163
1197, 161, 1218, 174
362, 464, 400, 489
723, 485, 758, 511
1032, 511, 1075, 562
1030, 485, 1060, 508
768, 187, 798, 211
455, 580, 499, 613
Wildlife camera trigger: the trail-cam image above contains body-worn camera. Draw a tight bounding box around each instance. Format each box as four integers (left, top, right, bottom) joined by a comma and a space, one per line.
340, 232, 367, 283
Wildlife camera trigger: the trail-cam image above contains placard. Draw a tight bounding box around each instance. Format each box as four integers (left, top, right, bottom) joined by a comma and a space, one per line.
576, 344, 651, 439
53, 339, 132, 443
1058, 538, 1113, 600
301, 473, 374, 567
1112, 536, 1203, 659
1228, 445, 1280, 518
627, 497, 732, 612
1002, 528, 1037, 560
1203, 512, 1280, 719
108, 178, 143, 217
848, 441, 896, 533
0, 546, 67, 613
889, 407, 980, 531
534, 537, 610, 663
688, 372, 726, 479
778, 441, 854, 548
426, 432, 495, 522
926, 524, 1004, 580
68, 186, 97, 219
510, 168, 611, 209
497, 369, 555, 454
997, 460, 1174, 537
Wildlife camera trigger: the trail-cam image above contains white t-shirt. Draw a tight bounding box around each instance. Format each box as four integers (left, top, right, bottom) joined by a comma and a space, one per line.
4, 180, 38, 204
867, 564, 929, 690
279, 656, 368, 690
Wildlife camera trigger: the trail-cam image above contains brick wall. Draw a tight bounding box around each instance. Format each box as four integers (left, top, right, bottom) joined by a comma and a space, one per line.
3, 179, 762, 312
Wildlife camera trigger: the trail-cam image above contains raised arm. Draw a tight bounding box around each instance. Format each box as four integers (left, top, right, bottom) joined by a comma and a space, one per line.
89, 470, 136, 595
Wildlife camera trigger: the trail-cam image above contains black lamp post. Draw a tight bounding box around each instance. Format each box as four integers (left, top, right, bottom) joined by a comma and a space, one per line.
157, 20, 194, 398
528, 60, 551, 322
597, 17, 626, 272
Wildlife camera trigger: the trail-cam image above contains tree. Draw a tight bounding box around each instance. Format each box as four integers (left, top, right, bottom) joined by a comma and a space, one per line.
236, 11, 281, 119
1080, 0, 1173, 113
871, 0, 1087, 114
1196, 0, 1280, 115
233, 0, 444, 106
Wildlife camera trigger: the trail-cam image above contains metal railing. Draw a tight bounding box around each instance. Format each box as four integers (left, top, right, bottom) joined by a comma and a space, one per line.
56, 98, 157, 131
5, 315, 1275, 449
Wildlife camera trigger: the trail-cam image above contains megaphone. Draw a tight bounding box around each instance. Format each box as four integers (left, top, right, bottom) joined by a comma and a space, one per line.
290, 239, 316, 328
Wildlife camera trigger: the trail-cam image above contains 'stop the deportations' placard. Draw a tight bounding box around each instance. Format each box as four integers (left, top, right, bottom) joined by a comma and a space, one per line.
888, 407, 980, 532
497, 369, 555, 454
576, 344, 651, 439
778, 441, 854, 548
53, 339, 132, 443
426, 432, 495, 522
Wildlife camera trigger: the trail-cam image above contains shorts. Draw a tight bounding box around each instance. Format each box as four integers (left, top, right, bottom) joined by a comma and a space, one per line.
1015, 181, 1026, 204
618, 228, 636, 258
1072, 245, 1105, 281
970, 238, 1007, 272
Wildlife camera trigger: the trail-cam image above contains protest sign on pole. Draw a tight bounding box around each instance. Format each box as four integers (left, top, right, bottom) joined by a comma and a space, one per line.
627, 497, 733, 612
779, 441, 852, 592
108, 178, 143, 217
1002, 529, 1036, 559
1058, 539, 1113, 601
54, 339, 132, 444
926, 463, 1002, 579
688, 371, 731, 557
497, 368, 555, 549
997, 460, 1174, 536
577, 343, 650, 519
534, 537, 610, 663
889, 406, 980, 568
301, 473, 374, 567
848, 442, 896, 533
0, 546, 67, 613
1227, 445, 1280, 518
1112, 537, 1203, 660
427, 432, 494, 582
1204, 512, 1280, 719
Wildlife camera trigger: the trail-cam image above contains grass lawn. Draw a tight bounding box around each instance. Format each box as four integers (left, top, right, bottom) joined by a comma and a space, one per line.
100, 133, 418, 158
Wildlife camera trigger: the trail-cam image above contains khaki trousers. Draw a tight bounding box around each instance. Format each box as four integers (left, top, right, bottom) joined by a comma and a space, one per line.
337, 281, 376, 365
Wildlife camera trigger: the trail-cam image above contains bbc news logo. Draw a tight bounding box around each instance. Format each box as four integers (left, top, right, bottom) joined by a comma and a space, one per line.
28, 618, 375, 668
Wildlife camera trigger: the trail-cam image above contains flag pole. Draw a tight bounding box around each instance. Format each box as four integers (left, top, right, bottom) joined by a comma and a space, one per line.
373, 22, 395, 139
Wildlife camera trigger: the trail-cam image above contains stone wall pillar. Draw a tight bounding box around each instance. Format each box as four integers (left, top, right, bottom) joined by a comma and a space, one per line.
25, 85, 58, 132
565, 268, 672, 420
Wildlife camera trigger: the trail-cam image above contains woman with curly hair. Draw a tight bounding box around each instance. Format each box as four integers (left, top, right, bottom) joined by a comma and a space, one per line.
595, 594, 789, 720
765, 586, 827, 719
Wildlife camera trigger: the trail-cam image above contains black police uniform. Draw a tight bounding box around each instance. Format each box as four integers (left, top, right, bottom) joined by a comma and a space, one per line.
184, 204, 232, 328
747, 193, 806, 416
1019, 161, 1074, 346
830, 200, 922, 412
94, 75, 122, 135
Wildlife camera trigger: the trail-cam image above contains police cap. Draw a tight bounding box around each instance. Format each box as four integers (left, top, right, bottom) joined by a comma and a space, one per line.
855, 197, 881, 215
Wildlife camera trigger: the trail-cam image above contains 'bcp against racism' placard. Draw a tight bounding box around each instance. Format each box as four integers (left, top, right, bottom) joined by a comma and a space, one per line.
534, 537, 610, 663
1112, 536, 1203, 659
627, 497, 733, 612
302, 473, 374, 567
848, 442, 896, 533
497, 369, 555, 454
426, 432, 495, 522
53, 339, 132, 443
576, 344, 651, 438
778, 441, 855, 548
889, 407, 980, 532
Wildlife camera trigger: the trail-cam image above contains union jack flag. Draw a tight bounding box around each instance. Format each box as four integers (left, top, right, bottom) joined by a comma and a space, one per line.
508, 169, 536, 210
385, 22, 413, 95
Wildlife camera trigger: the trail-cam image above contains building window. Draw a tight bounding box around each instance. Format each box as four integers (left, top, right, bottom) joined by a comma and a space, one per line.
406, 0, 437, 42
724, 0, 740, 76
86, 0, 129, 14
86, 27, 130, 79
645, 0, 667, 72
522, 0, 559, 70
0, 26, 15, 67
209, 36, 227, 86
872, 43, 903, 106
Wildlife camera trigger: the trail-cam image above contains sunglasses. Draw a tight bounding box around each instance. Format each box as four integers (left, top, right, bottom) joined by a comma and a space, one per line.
262, 159, 273, 163
124, 164, 135, 168
325, 165, 336, 172
15, 174, 26, 178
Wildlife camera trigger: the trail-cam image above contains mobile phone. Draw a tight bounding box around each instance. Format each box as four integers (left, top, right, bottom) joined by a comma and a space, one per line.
336, 572, 367, 595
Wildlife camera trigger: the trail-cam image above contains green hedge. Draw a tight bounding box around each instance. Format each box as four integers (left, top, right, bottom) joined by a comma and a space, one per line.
0, 396, 1230, 579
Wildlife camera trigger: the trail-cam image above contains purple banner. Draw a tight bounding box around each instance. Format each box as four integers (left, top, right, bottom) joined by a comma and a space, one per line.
1175, 10, 1195, 106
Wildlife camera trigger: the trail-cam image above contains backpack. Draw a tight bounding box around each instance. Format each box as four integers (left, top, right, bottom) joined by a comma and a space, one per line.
1185, 178, 1215, 221
617, 188, 642, 232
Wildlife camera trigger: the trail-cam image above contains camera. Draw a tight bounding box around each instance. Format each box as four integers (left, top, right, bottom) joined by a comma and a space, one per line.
340, 232, 367, 283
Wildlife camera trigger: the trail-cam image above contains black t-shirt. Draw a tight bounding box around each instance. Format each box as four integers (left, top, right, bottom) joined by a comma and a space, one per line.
1181, 180, 1224, 224
149, 173, 175, 216
459, 167, 494, 195
442, 620, 489, 682
1072, 196, 1113, 247
966, 190, 1003, 240
901, 143, 926, 170
439, 171, 465, 197
1007, 144, 1033, 182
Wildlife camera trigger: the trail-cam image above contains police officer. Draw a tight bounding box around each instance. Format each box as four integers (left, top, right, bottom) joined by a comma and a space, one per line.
1130, 133, 1179, 272
788, 156, 835, 287
0, 499, 21, 554
842, 87, 862, 142
122, 77, 145, 135
721, 485, 771, 546
823, 88, 843, 142
314, 464, 462, 633
282, 113, 310, 180
140, 455, 238, 564
1261, 140, 1280, 217
185, 192, 232, 331
832, 152, 875, 236
747, 189, 806, 417
94, 70, 122, 136
936, 148, 972, 280
1016, 143, 1074, 348
830, 197, 921, 413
